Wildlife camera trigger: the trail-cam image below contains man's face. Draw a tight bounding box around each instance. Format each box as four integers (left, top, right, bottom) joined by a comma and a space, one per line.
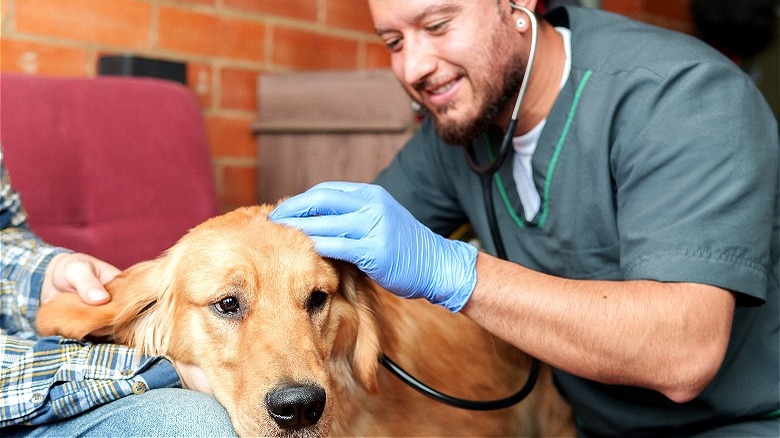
369, 0, 525, 146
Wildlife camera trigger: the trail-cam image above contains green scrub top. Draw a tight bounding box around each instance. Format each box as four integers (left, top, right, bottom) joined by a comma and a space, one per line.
375, 6, 779, 437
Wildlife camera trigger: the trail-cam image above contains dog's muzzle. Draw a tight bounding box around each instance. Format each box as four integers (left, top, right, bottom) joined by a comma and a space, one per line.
266, 383, 327, 430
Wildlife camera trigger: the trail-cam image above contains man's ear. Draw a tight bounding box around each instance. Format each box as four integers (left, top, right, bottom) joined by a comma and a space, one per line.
508, 0, 538, 12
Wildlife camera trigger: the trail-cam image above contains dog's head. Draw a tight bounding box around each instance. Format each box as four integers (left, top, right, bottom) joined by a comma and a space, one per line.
36, 205, 383, 437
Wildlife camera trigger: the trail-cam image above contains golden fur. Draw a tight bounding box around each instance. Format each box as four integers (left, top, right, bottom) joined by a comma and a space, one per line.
36, 205, 573, 437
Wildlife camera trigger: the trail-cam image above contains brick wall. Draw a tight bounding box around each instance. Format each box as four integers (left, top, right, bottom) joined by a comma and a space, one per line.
1, 0, 693, 211
0, 0, 389, 211
602, 0, 694, 34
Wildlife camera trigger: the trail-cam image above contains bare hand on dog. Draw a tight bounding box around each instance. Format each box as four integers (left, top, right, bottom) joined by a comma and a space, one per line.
41, 252, 120, 305
40, 254, 214, 395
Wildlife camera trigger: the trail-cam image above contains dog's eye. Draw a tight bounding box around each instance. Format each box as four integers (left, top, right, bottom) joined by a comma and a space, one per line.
213, 296, 241, 315
306, 289, 329, 314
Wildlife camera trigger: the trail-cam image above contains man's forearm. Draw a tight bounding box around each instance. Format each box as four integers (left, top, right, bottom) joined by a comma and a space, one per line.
462, 252, 735, 403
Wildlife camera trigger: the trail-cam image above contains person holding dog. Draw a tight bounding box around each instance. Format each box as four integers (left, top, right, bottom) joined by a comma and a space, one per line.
271, 0, 780, 436
0, 147, 235, 436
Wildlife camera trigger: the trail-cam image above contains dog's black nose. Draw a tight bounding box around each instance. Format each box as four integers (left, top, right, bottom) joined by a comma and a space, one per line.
266, 383, 326, 430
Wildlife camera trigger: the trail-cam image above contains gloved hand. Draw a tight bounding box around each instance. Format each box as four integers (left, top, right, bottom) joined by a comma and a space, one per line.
269, 182, 478, 312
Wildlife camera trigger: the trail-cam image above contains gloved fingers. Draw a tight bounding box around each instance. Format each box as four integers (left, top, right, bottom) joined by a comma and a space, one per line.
317, 181, 394, 206
309, 181, 366, 192
309, 235, 362, 264
311, 235, 384, 282
270, 184, 367, 220
274, 211, 374, 240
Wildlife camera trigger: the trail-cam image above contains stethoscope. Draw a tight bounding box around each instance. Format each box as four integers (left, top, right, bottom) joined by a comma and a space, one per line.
466, 1, 538, 260
380, 3, 541, 411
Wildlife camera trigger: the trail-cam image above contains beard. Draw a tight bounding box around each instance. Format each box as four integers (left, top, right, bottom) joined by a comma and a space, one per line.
430, 48, 526, 147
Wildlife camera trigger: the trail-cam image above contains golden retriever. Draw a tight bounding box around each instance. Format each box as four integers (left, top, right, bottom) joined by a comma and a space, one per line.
36, 205, 573, 437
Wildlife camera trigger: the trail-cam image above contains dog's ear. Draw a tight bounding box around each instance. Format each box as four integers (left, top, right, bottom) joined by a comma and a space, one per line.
35, 289, 116, 341
330, 264, 383, 394
35, 255, 175, 355
102, 256, 178, 355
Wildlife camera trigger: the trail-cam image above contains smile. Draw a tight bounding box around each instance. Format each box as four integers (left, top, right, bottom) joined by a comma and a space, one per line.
423, 75, 462, 108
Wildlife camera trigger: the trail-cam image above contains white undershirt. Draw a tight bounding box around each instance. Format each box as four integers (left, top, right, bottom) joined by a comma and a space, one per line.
512, 27, 571, 221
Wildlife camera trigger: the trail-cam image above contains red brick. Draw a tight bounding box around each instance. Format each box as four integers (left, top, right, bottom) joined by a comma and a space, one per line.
222, 165, 257, 207
167, 0, 215, 6
638, 15, 695, 34
15, 0, 152, 49
0, 38, 89, 76
205, 115, 256, 158
325, 0, 375, 33
643, 0, 692, 24
601, 0, 644, 16
272, 26, 358, 70
157, 6, 265, 61
224, 0, 317, 21
365, 41, 391, 68
220, 67, 259, 111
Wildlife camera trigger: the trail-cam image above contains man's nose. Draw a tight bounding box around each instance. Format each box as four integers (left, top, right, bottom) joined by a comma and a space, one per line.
400, 35, 437, 87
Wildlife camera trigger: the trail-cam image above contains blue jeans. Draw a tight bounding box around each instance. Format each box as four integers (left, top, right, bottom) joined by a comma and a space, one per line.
6, 388, 237, 437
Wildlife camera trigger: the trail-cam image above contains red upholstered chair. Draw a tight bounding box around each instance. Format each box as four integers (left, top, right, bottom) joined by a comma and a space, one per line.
0, 73, 219, 269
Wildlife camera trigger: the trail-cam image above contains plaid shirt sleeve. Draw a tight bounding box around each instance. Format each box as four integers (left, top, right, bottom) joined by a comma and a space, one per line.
0, 298, 181, 427
0, 145, 62, 329
0, 149, 182, 428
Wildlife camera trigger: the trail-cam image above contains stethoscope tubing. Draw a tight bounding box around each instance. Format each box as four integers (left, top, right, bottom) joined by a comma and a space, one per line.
465, 2, 538, 176
380, 353, 540, 411
380, 4, 542, 411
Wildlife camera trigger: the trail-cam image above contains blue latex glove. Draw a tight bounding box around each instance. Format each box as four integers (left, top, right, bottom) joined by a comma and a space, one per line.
269, 182, 478, 312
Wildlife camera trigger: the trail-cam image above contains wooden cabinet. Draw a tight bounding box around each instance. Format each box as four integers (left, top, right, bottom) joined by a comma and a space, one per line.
253, 69, 417, 204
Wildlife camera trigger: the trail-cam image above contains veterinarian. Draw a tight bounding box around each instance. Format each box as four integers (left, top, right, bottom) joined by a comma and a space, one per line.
0, 148, 237, 436
270, 1, 780, 436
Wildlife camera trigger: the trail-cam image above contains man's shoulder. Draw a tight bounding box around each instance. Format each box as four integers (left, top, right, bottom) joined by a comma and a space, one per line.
562, 6, 734, 77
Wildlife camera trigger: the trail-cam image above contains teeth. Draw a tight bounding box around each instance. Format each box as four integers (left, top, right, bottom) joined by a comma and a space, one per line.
430, 80, 455, 95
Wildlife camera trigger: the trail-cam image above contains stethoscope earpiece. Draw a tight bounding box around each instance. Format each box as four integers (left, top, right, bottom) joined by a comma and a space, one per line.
465, 2, 537, 178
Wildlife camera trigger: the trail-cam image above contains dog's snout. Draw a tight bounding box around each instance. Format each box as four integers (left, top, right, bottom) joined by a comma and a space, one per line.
266, 383, 326, 430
